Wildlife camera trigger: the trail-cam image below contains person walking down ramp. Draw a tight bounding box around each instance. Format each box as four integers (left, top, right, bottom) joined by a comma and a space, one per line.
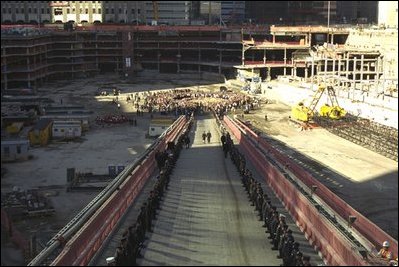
206, 131, 212, 144
184, 135, 190, 149
202, 131, 207, 144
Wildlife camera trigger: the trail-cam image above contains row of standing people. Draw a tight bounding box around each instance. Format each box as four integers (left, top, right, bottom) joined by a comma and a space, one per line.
222, 129, 312, 267
108, 131, 190, 266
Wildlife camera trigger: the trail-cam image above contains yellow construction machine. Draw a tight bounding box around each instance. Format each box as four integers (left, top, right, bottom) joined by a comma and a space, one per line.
291, 84, 346, 122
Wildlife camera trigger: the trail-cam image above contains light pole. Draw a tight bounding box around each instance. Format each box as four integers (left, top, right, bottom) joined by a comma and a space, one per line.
37, 2, 41, 27
327, 1, 330, 29
219, 1, 222, 27
125, 2, 127, 24
135, 1, 138, 26
208, 1, 212, 25
327, 1, 331, 44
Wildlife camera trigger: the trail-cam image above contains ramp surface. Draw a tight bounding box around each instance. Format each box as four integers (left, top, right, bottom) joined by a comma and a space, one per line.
92, 116, 323, 266
138, 116, 318, 266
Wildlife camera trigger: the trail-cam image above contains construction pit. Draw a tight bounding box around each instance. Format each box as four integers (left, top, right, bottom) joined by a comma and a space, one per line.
1, 72, 224, 264
1, 71, 398, 265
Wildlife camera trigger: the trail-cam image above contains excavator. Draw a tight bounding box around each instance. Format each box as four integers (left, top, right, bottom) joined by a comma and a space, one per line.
291, 84, 346, 122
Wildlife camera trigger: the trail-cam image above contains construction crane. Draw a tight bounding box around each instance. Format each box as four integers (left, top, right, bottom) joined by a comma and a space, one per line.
291, 84, 346, 122
152, 1, 159, 25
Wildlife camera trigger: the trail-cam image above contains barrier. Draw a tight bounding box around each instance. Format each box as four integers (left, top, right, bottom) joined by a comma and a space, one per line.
53, 157, 155, 265
224, 116, 369, 266
232, 117, 398, 260
50, 116, 189, 266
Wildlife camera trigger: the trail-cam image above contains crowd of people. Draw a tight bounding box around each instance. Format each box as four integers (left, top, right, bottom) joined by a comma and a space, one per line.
95, 114, 129, 124
106, 121, 192, 266
102, 88, 259, 132
220, 129, 312, 266
125, 89, 258, 118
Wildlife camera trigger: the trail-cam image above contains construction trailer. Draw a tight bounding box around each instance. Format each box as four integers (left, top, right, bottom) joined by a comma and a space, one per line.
1, 139, 30, 162
52, 121, 82, 139
40, 115, 89, 131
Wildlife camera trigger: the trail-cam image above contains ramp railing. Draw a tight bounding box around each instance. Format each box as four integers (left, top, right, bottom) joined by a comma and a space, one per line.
28, 116, 189, 266
223, 115, 397, 265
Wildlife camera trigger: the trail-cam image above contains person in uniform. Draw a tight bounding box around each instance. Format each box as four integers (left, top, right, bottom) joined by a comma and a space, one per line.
127, 225, 138, 265
378, 241, 393, 261
184, 135, 190, 148
282, 230, 295, 266
221, 133, 226, 145
206, 131, 212, 143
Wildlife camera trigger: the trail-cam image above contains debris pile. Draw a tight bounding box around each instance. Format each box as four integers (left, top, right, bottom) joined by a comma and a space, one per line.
1, 187, 55, 218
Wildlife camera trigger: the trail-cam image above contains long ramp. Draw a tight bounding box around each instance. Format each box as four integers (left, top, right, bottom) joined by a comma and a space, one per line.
91, 116, 323, 265
138, 117, 283, 265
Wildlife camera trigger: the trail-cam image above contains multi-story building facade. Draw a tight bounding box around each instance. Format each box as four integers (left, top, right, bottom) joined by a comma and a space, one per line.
103, 1, 191, 25
1, 1, 191, 25
336, 1, 378, 24
1, 1, 51, 24
142, 1, 191, 25
287, 1, 337, 25
199, 1, 245, 25
245, 1, 289, 24
199, 1, 220, 24
3, 23, 395, 106
245, 1, 338, 25
103, 1, 143, 24
1, 1, 382, 26
1, 1, 104, 24
1, 24, 242, 92
51, 1, 103, 23
221, 1, 245, 24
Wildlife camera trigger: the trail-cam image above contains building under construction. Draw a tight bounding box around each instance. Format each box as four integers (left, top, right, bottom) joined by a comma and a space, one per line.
2, 24, 397, 92
1, 22, 398, 267
1, 25, 241, 92
2, 22, 397, 161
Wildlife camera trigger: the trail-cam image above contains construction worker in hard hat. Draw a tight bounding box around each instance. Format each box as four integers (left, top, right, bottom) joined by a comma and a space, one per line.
378, 241, 393, 261
389, 258, 398, 267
